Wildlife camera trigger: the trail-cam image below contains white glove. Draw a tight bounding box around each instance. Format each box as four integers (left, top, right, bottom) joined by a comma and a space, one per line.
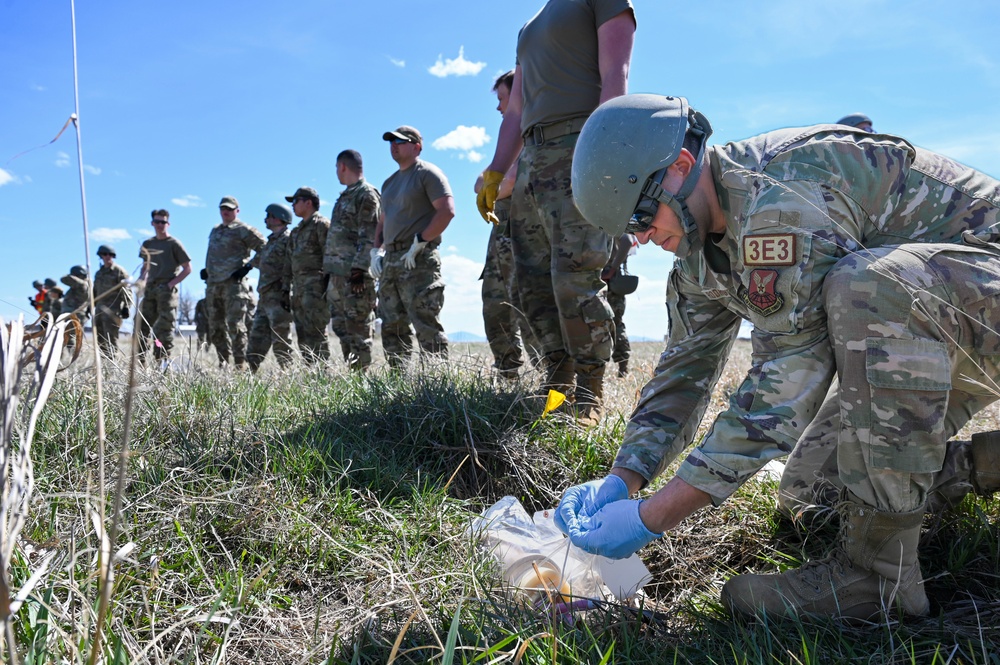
369, 248, 385, 280
402, 234, 428, 270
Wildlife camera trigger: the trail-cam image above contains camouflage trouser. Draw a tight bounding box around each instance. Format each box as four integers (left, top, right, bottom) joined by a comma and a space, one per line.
510, 132, 613, 379
778, 380, 979, 516
246, 291, 294, 370
137, 282, 178, 361
378, 245, 447, 368
791, 242, 1000, 514
94, 304, 122, 358
607, 289, 630, 365
206, 279, 252, 365
482, 198, 538, 373
327, 273, 376, 370
292, 273, 330, 363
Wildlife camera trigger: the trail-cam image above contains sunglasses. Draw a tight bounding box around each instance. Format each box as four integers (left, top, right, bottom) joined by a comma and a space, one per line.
390, 137, 413, 145
152, 220, 168, 225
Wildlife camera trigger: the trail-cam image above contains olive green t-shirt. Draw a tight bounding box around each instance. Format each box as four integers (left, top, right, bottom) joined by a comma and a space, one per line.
380, 159, 452, 246
139, 236, 191, 283
517, 0, 635, 132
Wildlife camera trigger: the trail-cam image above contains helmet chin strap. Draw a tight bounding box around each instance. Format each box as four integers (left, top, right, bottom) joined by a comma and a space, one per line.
640, 148, 709, 259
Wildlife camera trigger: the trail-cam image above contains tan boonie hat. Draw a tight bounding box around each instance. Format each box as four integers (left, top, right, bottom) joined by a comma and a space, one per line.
219, 195, 239, 209
382, 125, 422, 145
284, 186, 319, 203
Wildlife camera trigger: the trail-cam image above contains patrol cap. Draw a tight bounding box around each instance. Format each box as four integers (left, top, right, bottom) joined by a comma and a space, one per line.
284, 186, 319, 204
70, 265, 88, 279
219, 195, 239, 209
44, 278, 57, 289
382, 125, 422, 145
97, 244, 116, 257
835, 113, 873, 129
265, 203, 293, 224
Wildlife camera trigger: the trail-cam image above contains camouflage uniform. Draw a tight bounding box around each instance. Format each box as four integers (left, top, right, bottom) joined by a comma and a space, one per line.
603, 233, 634, 376
481, 197, 539, 376
138, 236, 191, 361
93, 261, 131, 357
60, 272, 91, 323
615, 127, 1000, 517
379, 159, 451, 367
247, 227, 294, 370
194, 298, 209, 346
205, 219, 265, 366
290, 211, 331, 362
324, 178, 380, 370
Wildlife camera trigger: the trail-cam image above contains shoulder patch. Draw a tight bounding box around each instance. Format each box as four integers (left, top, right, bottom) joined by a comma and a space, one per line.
743, 234, 797, 266
742, 269, 784, 316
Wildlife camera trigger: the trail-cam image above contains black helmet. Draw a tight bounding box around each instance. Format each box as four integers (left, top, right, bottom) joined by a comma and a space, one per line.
265, 203, 293, 224
70, 265, 88, 279
97, 244, 117, 257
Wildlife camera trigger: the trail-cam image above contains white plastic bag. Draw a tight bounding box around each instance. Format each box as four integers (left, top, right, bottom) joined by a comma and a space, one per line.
468, 496, 651, 611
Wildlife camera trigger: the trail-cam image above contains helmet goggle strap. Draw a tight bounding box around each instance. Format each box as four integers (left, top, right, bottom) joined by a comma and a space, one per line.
627, 167, 703, 258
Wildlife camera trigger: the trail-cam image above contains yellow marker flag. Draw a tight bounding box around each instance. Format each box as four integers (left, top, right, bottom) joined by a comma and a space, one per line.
542, 389, 566, 416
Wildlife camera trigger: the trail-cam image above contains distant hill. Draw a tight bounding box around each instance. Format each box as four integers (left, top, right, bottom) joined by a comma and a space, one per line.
448, 331, 487, 343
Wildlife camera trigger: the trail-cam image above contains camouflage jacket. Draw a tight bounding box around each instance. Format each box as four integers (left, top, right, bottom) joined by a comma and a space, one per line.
289, 211, 330, 278
205, 219, 265, 283
60, 273, 91, 315
324, 179, 381, 277
616, 126, 1000, 502
254, 228, 293, 295
94, 262, 130, 309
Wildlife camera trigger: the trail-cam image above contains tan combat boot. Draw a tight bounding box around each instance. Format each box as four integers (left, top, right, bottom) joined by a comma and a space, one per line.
574, 369, 605, 427
722, 496, 928, 621
539, 353, 575, 397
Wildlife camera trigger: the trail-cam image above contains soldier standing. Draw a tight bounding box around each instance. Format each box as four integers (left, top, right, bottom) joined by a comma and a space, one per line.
478, 70, 539, 379
285, 186, 331, 363
203, 195, 265, 368
42, 277, 62, 318
194, 298, 209, 348
324, 150, 380, 371
476, 0, 636, 423
30, 280, 46, 315
137, 209, 192, 365
93, 244, 132, 357
247, 204, 295, 371
60, 265, 91, 323
557, 93, 1000, 622
376, 126, 454, 368
601, 233, 637, 377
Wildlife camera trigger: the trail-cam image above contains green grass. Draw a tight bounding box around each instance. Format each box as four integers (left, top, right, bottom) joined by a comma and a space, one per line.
4, 340, 1000, 663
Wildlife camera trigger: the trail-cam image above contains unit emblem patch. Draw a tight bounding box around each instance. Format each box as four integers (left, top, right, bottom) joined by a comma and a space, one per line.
743, 269, 784, 316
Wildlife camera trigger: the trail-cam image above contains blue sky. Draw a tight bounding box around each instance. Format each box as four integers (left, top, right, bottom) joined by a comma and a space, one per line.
2, 0, 998, 340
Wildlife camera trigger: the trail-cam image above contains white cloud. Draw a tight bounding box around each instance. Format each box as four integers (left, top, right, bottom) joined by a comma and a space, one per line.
171, 195, 205, 208
439, 251, 486, 336
30, 83, 46, 92
55, 151, 70, 168
0, 168, 20, 187
433, 125, 490, 151
135, 227, 154, 238
83, 164, 102, 175
388, 56, 405, 68
460, 150, 484, 163
90, 227, 132, 243
428, 46, 486, 78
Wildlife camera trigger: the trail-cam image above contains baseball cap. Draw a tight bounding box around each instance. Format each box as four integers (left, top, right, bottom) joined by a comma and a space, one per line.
382, 125, 422, 144
284, 186, 319, 203
219, 195, 239, 209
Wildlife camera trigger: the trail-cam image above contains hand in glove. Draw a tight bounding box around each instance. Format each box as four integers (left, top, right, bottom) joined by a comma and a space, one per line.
554, 474, 629, 536
402, 234, 428, 270
199, 268, 208, 281
369, 248, 385, 280
230, 264, 252, 281
563, 499, 662, 559
119, 301, 131, 319
349, 268, 366, 295
476, 170, 504, 224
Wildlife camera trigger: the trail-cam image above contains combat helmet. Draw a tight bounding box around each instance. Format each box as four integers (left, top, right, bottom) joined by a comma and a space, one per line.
835, 113, 873, 132
571, 94, 713, 258
97, 244, 117, 257
44, 278, 57, 289
265, 203, 293, 224
33, 280, 43, 289
70, 265, 88, 279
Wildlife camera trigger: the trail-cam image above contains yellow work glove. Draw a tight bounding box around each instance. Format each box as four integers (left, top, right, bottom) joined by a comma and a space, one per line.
476, 170, 504, 225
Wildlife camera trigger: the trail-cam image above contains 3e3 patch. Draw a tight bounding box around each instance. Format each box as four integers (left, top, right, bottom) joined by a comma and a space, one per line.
743, 234, 797, 266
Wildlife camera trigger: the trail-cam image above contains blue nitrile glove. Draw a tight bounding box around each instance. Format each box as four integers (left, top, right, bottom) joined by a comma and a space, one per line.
564, 499, 662, 559
554, 474, 629, 536
402, 233, 428, 270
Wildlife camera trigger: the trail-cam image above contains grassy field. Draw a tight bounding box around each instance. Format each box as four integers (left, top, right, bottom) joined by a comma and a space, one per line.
4, 333, 1000, 663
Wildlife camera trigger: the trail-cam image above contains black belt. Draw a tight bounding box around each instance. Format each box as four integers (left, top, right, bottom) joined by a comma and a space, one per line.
523, 116, 588, 147
385, 236, 440, 252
